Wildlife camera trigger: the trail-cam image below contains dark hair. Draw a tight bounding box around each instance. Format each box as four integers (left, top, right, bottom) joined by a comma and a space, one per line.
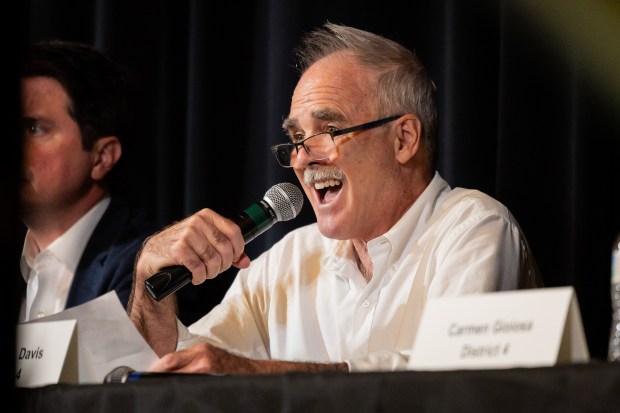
21, 40, 134, 150
295, 23, 438, 172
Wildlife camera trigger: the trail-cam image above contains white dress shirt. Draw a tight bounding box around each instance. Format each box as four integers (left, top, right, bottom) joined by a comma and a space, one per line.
177, 173, 540, 371
19, 197, 111, 322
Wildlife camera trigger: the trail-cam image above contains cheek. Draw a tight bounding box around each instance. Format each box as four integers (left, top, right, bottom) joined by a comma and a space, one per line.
28, 145, 91, 182
22, 146, 50, 175
293, 169, 308, 191
347, 152, 395, 203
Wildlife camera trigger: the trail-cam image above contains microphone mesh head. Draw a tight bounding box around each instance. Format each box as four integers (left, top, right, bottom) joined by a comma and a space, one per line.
103, 365, 134, 384
264, 183, 304, 221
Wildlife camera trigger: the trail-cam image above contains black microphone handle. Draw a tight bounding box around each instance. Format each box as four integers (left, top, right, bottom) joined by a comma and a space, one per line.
144, 201, 277, 301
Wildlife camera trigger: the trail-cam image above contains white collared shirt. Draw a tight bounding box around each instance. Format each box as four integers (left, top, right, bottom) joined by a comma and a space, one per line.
19, 197, 111, 322
178, 173, 540, 371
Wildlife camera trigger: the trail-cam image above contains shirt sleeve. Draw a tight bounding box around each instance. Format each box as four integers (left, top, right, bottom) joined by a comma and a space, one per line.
345, 350, 411, 372
426, 200, 538, 297
178, 276, 271, 360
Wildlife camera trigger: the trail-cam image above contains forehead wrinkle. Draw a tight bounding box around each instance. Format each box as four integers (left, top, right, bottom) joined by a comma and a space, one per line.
312, 108, 345, 122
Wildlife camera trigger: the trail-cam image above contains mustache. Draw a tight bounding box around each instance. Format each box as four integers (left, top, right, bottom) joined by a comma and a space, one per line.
304, 167, 345, 185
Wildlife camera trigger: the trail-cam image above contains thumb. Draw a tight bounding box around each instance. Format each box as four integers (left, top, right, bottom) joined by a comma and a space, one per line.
233, 252, 251, 269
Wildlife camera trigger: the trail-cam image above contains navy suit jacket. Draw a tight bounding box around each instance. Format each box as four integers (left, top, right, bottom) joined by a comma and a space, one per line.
65, 197, 159, 309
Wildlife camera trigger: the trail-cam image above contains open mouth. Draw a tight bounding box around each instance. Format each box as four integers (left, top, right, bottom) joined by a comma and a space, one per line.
314, 179, 342, 203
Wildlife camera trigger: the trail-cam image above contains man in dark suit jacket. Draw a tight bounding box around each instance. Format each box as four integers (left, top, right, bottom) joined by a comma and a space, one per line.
66, 197, 157, 309
18, 40, 158, 322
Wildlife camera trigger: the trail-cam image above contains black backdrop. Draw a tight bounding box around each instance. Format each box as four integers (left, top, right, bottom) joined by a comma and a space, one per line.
10, 0, 620, 366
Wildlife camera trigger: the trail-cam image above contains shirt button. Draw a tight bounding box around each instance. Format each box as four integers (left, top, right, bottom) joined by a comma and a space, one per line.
362, 300, 370, 308
392, 264, 398, 272
37, 311, 46, 318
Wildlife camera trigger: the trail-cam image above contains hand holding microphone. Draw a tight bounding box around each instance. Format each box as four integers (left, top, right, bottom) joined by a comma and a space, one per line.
144, 183, 304, 301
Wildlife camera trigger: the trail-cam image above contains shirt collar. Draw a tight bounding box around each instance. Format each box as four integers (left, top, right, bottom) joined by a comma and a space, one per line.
20, 197, 111, 281
322, 172, 451, 277
370, 171, 450, 261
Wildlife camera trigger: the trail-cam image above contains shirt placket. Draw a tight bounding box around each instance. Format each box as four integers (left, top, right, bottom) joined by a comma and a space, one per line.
350, 239, 391, 355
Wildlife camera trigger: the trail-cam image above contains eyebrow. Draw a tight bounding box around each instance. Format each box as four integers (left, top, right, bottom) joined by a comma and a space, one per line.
21, 116, 49, 126
282, 109, 346, 131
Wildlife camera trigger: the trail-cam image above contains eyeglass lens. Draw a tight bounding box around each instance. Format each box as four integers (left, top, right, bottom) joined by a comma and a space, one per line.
295, 133, 334, 161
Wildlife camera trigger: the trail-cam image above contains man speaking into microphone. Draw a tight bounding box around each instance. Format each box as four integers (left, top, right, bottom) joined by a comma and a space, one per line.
128, 22, 542, 375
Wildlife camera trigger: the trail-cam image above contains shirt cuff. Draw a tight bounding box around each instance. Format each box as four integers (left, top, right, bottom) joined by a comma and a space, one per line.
345, 351, 411, 372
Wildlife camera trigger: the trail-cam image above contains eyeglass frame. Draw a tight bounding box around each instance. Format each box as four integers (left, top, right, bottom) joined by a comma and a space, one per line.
271, 114, 404, 168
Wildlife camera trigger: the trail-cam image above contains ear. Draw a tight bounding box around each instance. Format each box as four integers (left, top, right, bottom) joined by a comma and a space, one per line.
393, 115, 422, 164
91, 136, 122, 180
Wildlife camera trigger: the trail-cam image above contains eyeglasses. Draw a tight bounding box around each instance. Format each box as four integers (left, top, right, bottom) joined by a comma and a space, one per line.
271, 115, 403, 168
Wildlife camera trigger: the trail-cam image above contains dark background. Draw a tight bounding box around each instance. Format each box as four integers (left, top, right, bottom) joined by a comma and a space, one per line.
7, 0, 620, 391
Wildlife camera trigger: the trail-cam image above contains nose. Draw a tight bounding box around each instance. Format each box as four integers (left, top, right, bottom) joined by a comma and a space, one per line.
292, 144, 315, 168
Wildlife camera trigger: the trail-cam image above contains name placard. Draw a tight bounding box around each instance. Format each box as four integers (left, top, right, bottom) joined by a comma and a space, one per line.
21, 291, 159, 385
16, 319, 78, 388
408, 287, 589, 371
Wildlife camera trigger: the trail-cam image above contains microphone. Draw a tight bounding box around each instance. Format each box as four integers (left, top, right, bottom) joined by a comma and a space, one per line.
103, 365, 141, 383
103, 365, 220, 383
144, 182, 304, 301
103, 366, 186, 383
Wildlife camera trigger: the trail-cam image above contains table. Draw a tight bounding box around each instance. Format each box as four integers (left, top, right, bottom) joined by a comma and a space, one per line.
17, 362, 620, 412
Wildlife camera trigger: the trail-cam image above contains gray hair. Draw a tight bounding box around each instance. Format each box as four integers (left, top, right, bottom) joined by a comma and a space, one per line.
295, 22, 438, 171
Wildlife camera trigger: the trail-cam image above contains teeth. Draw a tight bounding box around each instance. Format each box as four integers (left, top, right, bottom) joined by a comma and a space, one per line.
314, 179, 342, 190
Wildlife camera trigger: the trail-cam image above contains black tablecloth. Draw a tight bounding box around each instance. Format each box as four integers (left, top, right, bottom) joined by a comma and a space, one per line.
17, 362, 620, 413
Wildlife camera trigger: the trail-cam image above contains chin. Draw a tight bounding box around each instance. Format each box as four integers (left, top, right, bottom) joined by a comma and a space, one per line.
316, 219, 349, 241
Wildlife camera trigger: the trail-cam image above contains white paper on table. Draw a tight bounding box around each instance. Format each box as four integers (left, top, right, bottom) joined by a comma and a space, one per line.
25, 291, 159, 384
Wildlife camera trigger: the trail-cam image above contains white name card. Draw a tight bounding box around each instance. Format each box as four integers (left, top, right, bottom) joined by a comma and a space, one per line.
408, 286, 589, 371
22, 291, 159, 385
16, 319, 78, 388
